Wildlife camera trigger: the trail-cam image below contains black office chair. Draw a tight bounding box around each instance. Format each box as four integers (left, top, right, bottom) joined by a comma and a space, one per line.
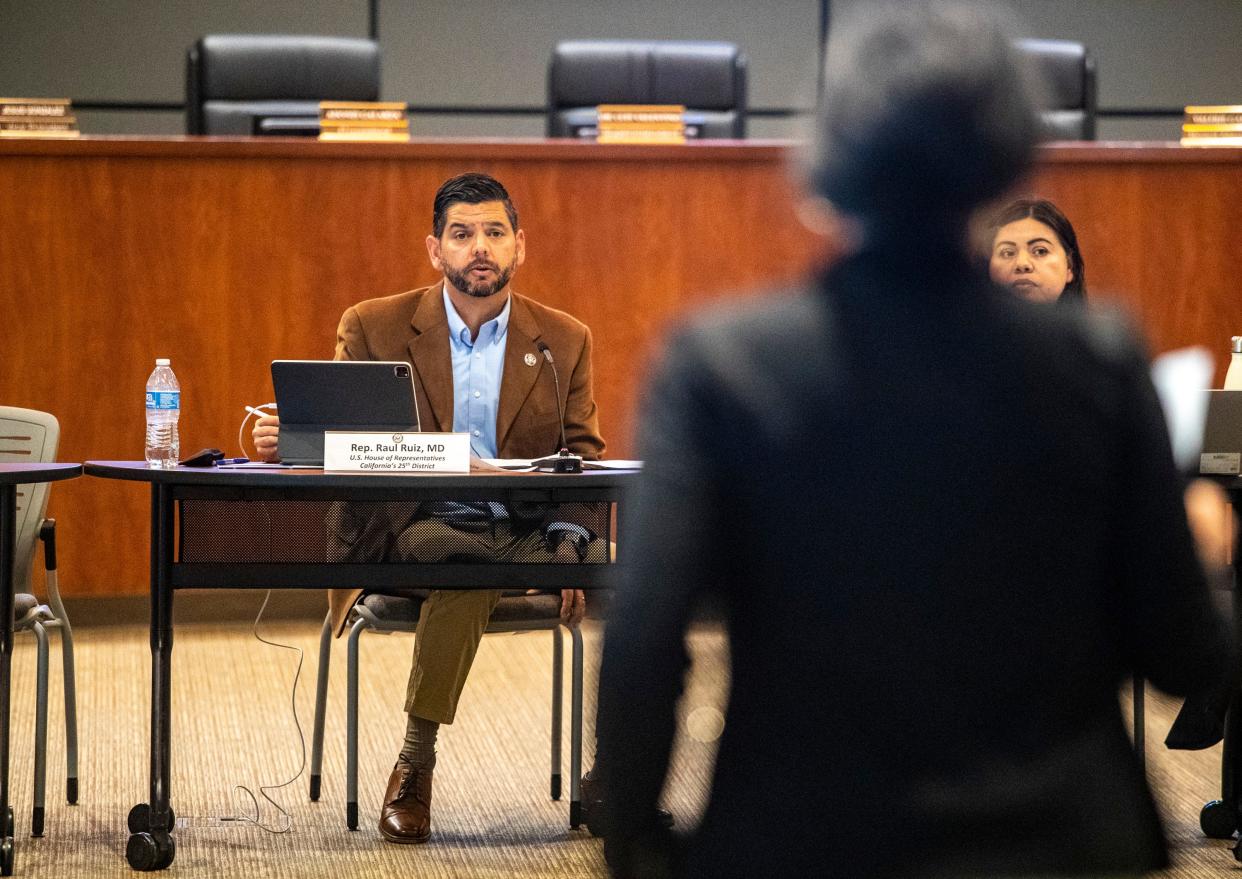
547, 39, 747, 139
186, 34, 380, 135
308, 592, 586, 831
1016, 39, 1097, 141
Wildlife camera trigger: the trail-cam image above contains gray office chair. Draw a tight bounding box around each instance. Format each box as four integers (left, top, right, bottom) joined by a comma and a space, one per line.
1016, 39, 1097, 140
186, 34, 381, 135
548, 39, 748, 139
309, 591, 585, 830
0, 407, 78, 838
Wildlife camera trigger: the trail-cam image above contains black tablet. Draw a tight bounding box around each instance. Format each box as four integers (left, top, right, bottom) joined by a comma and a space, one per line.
271, 360, 420, 466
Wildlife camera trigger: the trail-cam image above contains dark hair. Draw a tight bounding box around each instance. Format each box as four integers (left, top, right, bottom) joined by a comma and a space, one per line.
989, 198, 1087, 300
432, 172, 520, 238
811, 2, 1043, 244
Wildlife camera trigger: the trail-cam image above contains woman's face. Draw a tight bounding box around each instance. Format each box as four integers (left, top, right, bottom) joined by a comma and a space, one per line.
988, 217, 1074, 302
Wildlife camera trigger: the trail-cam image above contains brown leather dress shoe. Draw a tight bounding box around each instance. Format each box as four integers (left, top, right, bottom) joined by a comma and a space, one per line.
379, 757, 433, 844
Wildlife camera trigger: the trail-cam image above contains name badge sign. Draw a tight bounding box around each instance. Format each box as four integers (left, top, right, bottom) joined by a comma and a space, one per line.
324, 432, 470, 473
1200, 452, 1241, 475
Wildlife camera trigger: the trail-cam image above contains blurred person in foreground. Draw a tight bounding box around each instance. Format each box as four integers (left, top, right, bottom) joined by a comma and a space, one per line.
595, 3, 1235, 877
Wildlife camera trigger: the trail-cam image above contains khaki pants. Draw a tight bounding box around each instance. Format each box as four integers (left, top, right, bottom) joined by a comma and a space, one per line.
394, 517, 559, 724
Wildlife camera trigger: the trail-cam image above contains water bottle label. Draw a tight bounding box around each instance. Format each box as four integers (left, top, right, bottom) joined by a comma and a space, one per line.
146, 391, 180, 410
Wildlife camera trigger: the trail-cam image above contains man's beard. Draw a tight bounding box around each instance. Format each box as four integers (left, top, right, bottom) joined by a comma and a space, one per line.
444, 258, 516, 299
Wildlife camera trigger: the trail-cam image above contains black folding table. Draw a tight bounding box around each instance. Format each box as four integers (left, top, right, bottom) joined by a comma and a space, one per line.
84, 461, 633, 871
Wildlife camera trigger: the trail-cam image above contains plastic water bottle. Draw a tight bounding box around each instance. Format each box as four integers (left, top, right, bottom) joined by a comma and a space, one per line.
145, 358, 181, 468
1226, 337, 1242, 391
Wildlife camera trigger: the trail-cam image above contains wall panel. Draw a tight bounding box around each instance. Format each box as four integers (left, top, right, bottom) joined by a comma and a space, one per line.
1005, 0, 1242, 109
4, 2, 1241, 136
829, 1, 1242, 115
378, 0, 821, 111
0, 138, 820, 596
0, 1, 369, 103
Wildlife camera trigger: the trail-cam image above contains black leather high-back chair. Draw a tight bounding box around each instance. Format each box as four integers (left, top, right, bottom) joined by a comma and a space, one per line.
186, 34, 381, 135
548, 39, 748, 139
1017, 38, 1097, 141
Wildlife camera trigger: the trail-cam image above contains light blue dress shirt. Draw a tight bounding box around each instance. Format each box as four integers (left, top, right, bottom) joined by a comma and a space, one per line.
439, 286, 588, 551
443, 286, 510, 459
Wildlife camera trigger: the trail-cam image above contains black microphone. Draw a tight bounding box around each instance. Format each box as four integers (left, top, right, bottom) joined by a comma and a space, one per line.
533, 341, 583, 473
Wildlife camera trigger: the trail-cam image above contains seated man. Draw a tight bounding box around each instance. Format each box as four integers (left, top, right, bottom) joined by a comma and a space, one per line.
254, 172, 650, 842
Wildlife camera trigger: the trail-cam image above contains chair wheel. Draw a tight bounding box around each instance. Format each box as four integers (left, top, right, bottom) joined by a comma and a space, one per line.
1201, 799, 1237, 839
126, 831, 175, 871
154, 833, 175, 870
126, 833, 156, 871
0, 836, 12, 877
127, 803, 175, 834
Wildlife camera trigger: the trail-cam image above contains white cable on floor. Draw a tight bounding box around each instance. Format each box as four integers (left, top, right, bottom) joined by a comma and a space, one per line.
221, 589, 307, 834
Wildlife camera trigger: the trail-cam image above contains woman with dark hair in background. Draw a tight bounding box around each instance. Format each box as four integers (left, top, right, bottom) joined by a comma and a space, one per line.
988, 197, 1087, 302
595, 3, 1234, 877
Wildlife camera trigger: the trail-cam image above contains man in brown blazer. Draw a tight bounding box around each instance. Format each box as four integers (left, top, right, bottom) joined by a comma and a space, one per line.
253, 173, 606, 844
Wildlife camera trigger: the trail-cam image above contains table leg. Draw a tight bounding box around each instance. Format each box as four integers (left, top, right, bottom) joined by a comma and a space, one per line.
126, 483, 176, 871
1230, 510, 1242, 855
0, 486, 16, 875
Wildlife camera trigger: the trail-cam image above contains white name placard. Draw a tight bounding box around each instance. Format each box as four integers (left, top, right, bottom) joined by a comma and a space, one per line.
324, 431, 471, 473
1200, 452, 1241, 475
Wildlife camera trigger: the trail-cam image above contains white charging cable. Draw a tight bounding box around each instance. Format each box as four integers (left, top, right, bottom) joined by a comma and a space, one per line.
238, 403, 277, 459
217, 400, 297, 831
221, 589, 307, 834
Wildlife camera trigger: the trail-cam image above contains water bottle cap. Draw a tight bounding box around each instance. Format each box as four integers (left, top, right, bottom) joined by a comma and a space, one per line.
155, 358, 170, 366
1233, 337, 1242, 354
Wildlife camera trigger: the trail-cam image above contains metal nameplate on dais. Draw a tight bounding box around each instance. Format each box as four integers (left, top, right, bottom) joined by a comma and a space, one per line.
324, 432, 471, 472
1200, 452, 1241, 475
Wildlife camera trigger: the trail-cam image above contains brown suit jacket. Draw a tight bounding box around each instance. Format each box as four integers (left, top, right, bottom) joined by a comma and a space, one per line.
326, 282, 606, 635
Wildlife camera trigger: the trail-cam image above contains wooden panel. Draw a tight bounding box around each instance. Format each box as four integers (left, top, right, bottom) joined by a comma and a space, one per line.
0, 137, 820, 597
3, 137, 1240, 597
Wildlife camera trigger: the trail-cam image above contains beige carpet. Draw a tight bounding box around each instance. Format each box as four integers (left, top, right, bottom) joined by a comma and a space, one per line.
2, 611, 1238, 877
